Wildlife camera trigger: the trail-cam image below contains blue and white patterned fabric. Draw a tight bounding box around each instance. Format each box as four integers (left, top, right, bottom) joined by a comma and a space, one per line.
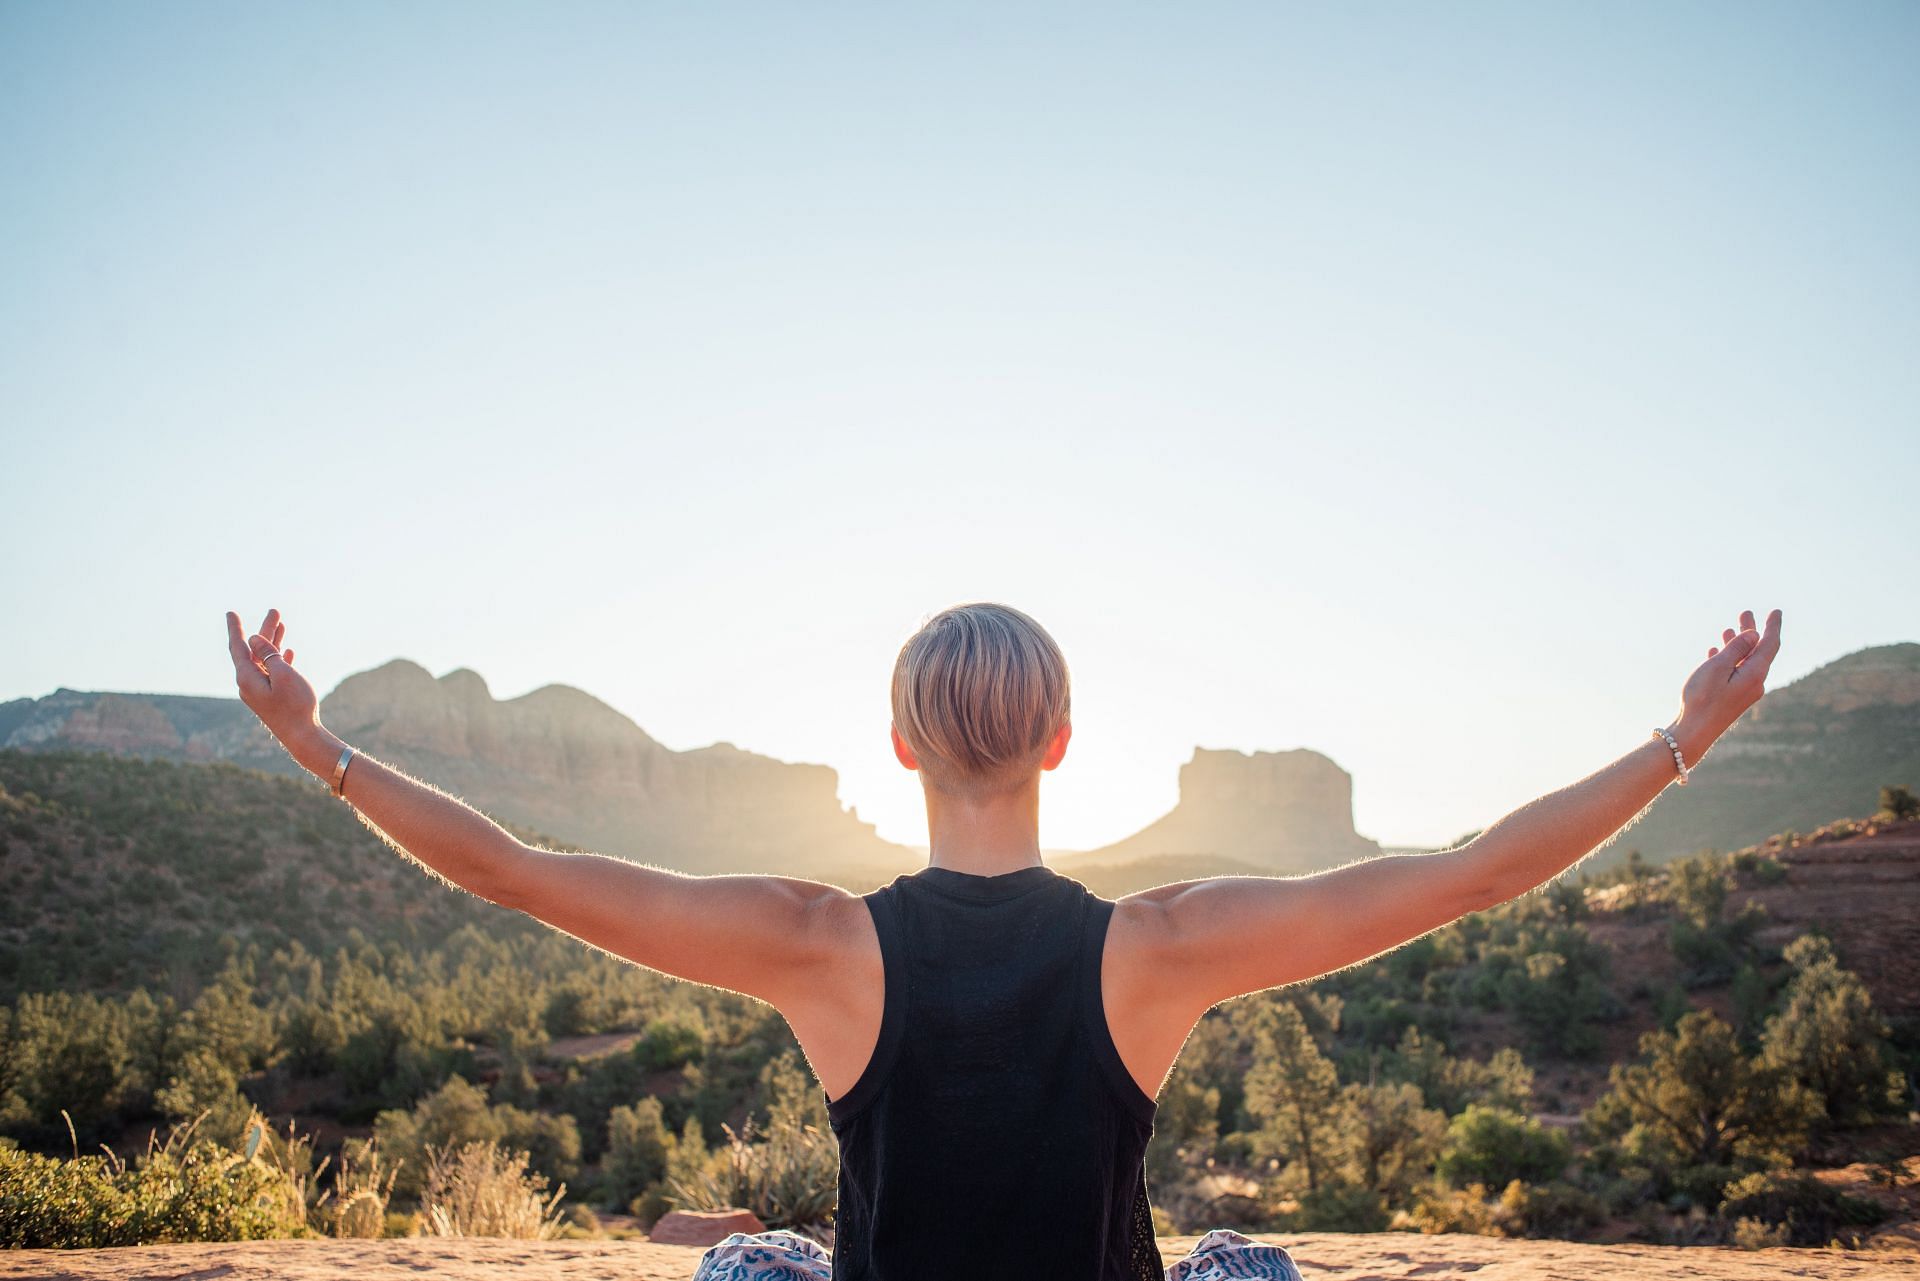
687, 1229, 834, 1280
688, 1227, 1306, 1280
1164, 1229, 1307, 1281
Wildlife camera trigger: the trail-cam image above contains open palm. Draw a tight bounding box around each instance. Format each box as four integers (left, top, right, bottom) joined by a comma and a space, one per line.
225, 607, 320, 743
1678, 607, 1784, 736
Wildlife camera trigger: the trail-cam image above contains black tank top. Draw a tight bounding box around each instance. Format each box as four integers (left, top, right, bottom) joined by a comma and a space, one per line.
822, 863, 1165, 1281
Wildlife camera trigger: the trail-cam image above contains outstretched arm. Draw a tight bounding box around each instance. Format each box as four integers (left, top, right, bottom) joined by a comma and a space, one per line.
1124, 608, 1785, 1013
224, 608, 851, 1009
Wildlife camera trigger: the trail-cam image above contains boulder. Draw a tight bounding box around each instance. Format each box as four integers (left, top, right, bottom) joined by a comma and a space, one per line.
647, 1208, 768, 1246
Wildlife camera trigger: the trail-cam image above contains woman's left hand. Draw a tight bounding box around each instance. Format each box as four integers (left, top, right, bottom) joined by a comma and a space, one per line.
225, 607, 326, 759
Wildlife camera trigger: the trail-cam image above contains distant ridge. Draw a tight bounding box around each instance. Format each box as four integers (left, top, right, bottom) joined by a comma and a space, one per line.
0, 660, 917, 879
5, 641, 1914, 882
1597, 641, 1920, 867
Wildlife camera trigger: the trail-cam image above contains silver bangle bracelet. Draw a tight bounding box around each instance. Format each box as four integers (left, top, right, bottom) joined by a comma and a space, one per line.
1651, 727, 1689, 786
328, 744, 355, 798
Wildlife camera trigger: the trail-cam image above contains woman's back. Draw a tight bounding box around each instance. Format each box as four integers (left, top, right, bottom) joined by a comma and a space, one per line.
825, 863, 1163, 1281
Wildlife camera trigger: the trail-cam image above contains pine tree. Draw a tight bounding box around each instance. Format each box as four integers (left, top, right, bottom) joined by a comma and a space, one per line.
1242, 1002, 1341, 1192
1760, 934, 1905, 1128
1590, 1010, 1817, 1170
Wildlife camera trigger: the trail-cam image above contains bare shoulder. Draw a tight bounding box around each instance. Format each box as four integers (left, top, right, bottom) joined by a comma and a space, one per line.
1108, 889, 1177, 949
1103, 890, 1187, 999
1110, 878, 1218, 957
804, 883, 882, 975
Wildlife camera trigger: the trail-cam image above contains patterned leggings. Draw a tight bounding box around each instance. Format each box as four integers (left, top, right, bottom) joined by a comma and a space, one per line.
688, 1227, 1307, 1280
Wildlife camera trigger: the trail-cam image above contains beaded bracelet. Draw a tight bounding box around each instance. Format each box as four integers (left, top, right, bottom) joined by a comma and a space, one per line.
1651, 727, 1689, 786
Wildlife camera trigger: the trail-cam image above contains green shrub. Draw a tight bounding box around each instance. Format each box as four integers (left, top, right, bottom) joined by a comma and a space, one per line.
1286, 1183, 1389, 1232
1496, 932, 1620, 1058
1407, 1181, 1498, 1235
1718, 1169, 1886, 1247
1335, 1081, 1445, 1199
628, 1182, 673, 1229
1381, 1027, 1533, 1115
1437, 1106, 1570, 1189
664, 1103, 837, 1232
0, 1124, 307, 1247
1493, 1178, 1605, 1237
1587, 1011, 1818, 1177
0, 1148, 131, 1247
635, 1015, 708, 1072
1665, 853, 1766, 987
1761, 934, 1906, 1129
601, 1098, 672, 1211
374, 1075, 580, 1199
1878, 785, 1919, 823
1730, 1215, 1788, 1248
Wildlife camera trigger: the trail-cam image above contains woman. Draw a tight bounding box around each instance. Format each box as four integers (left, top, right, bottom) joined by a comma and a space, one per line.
225, 601, 1782, 1280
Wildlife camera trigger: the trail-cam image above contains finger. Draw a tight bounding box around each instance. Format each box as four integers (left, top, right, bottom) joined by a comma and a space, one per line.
249, 632, 299, 685
260, 609, 280, 645
1739, 608, 1756, 635
272, 619, 286, 647
1743, 608, 1784, 678
1708, 646, 1720, 659
284, 647, 295, 666
1706, 628, 1760, 675
227, 612, 268, 690
1722, 628, 1737, 646
248, 631, 281, 672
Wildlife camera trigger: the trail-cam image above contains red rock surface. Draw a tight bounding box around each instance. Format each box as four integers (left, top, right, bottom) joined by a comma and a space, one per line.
2, 1233, 1914, 1280
647, 1208, 768, 1246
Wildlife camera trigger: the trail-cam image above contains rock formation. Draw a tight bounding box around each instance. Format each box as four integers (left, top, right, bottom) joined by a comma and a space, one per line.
0, 662, 916, 879
1057, 746, 1381, 876
315, 659, 915, 876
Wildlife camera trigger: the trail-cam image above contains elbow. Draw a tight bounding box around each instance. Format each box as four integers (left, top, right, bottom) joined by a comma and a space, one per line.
1446, 847, 1509, 916
473, 844, 538, 912
1457, 880, 1508, 917
481, 879, 527, 913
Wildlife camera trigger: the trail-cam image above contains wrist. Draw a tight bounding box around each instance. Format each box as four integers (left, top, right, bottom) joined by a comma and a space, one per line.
1663, 713, 1722, 771
283, 722, 348, 780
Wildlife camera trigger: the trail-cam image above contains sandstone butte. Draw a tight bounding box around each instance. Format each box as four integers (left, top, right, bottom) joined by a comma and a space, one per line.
3, 1233, 1916, 1281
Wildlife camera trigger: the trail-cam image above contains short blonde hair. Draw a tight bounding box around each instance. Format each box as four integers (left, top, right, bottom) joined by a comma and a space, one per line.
891, 602, 1071, 798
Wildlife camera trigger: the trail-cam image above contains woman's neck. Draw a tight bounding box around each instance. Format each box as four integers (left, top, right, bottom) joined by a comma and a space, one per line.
922, 778, 1044, 876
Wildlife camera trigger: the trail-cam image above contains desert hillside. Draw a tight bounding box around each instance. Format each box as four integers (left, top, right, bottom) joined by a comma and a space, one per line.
1585, 643, 1920, 870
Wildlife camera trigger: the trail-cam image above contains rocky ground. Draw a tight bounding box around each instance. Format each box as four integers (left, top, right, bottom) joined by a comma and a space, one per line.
4, 1234, 1917, 1280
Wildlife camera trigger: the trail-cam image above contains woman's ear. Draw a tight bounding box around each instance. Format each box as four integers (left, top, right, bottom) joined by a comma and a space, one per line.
1041, 721, 1072, 771
890, 722, 920, 771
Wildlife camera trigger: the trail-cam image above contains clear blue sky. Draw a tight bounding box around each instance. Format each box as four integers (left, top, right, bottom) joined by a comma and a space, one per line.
3, 2, 1915, 852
